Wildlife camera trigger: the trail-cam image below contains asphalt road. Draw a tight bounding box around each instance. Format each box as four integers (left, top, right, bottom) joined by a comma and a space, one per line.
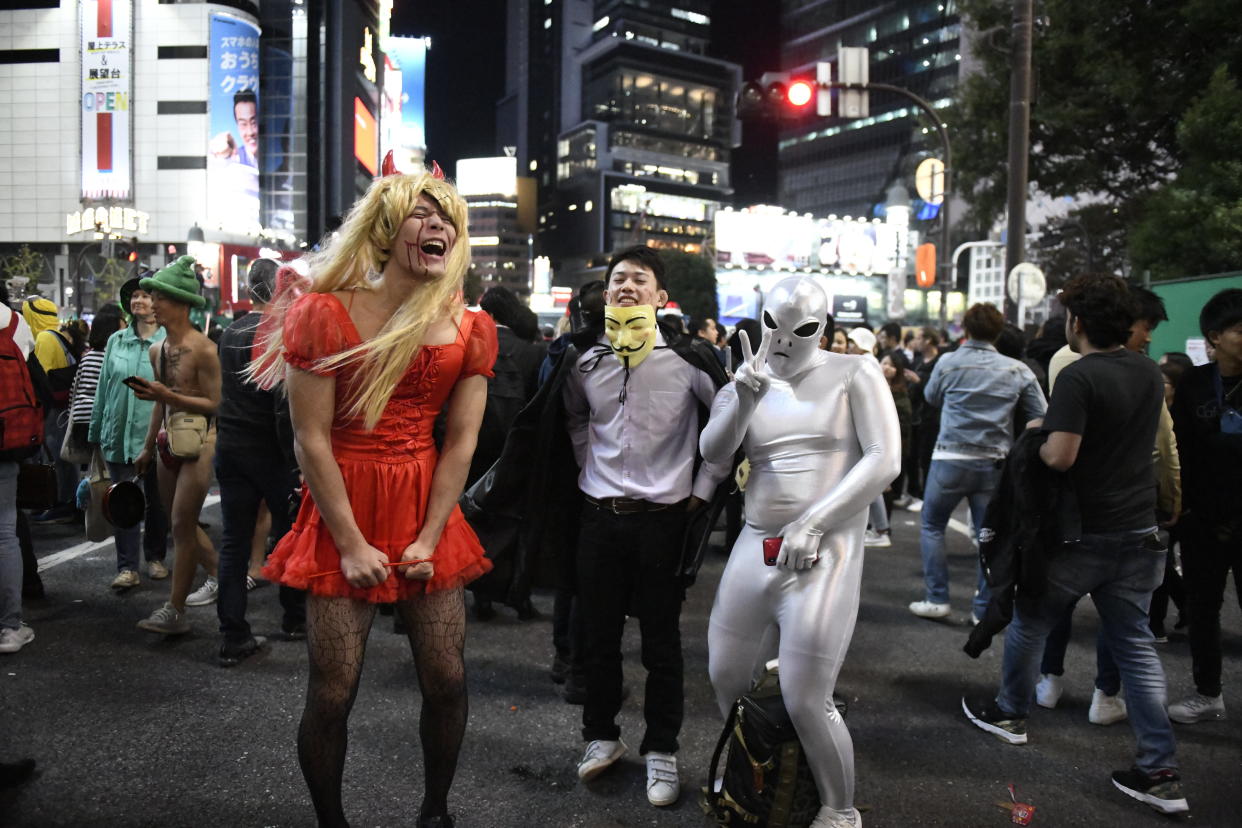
3, 500, 1239, 827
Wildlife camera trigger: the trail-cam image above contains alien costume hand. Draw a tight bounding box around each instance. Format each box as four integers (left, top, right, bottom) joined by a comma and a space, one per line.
734, 328, 774, 404
777, 518, 824, 570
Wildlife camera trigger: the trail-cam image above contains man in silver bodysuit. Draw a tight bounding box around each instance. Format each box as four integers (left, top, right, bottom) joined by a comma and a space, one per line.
700, 276, 901, 828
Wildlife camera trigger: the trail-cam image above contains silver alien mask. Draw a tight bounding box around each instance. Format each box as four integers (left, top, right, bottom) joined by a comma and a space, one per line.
761, 276, 829, 380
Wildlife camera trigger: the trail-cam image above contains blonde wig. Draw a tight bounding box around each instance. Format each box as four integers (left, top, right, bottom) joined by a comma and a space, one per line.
248, 171, 471, 429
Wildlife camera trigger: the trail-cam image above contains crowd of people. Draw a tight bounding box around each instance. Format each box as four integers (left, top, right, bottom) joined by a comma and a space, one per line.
1, 167, 1239, 826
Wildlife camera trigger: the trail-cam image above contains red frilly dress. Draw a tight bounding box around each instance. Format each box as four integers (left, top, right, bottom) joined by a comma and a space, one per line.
261, 292, 497, 602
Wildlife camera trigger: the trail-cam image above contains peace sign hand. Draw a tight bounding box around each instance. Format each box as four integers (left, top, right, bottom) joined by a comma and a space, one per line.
733, 328, 774, 404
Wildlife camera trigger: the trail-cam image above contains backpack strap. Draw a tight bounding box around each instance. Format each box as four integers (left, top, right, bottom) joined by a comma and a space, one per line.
705, 697, 741, 819
3, 311, 18, 340
51, 330, 77, 366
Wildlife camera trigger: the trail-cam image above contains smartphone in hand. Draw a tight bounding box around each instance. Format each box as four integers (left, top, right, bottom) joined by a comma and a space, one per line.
122, 376, 149, 391
763, 537, 782, 566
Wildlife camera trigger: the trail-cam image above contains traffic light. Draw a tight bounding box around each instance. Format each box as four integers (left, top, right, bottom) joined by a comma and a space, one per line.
737, 72, 817, 120
113, 237, 140, 264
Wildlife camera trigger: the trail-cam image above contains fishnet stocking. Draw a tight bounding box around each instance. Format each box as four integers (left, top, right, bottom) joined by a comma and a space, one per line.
298, 596, 376, 828
394, 586, 468, 820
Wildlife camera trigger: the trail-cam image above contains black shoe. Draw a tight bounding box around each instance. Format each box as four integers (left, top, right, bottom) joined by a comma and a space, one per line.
514, 597, 538, 620
281, 622, 307, 641
416, 811, 455, 828
0, 758, 36, 789
1111, 767, 1189, 814
550, 653, 571, 684
962, 696, 1028, 745
218, 636, 267, 668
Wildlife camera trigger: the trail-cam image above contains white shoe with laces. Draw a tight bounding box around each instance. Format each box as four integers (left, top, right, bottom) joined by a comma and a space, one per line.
644, 751, 679, 807
1167, 692, 1226, 724
577, 739, 626, 781
185, 576, 219, 607
1088, 688, 1128, 725
908, 600, 951, 619
863, 529, 892, 548
1035, 673, 1064, 709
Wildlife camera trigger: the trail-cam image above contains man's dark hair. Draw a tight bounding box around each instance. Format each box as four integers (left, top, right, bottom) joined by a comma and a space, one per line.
247, 258, 279, 305
728, 318, 762, 366
88, 304, 125, 350
1160, 359, 1189, 391
881, 321, 902, 342
962, 303, 1005, 342
695, 317, 715, 336
1161, 351, 1194, 378
1130, 285, 1168, 327
480, 285, 539, 341
605, 245, 665, 290
994, 323, 1027, 361
1199, 287, 1242, 343
233, 90, 257, 110
1058, 273, 1135, 349
919, 326, 940, 347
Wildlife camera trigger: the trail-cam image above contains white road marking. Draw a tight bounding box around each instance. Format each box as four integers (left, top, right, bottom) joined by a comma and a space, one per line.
36, 494, 221, 573
947, 517, 973, 540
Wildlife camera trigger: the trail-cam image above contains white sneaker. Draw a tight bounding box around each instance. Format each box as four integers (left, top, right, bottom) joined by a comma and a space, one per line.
908, 600, 951, 619
577, 739, 626, 781
864, 529, 892, 548
1167, 692, 1226, 724
645, 751, 679, 807
892, 495, 912, 509
1035, 673, 1064, 709
904, 498, 923, 512
137, 602, 190, 635
0, 624, 35, 654
1088, 688, 1128, 725
810, 805, 862, 827
185, 576, 219, 607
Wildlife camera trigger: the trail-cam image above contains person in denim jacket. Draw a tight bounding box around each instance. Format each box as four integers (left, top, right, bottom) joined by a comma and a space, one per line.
910, 303, 1046, 622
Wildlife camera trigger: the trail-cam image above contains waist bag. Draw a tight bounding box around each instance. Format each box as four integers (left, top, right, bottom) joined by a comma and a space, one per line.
701, 666, 823, 827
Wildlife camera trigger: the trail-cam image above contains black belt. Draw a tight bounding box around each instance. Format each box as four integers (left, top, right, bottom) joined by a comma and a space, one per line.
584, 495, 685, 515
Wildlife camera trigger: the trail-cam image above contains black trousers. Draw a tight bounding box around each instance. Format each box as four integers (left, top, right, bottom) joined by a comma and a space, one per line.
576, 500, 688, 755
1180, 513, 1242, 697
214, 442, 304, 644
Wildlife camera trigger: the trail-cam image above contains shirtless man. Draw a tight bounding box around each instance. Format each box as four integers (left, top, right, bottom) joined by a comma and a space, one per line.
132, 256, 222, 635
700, 276, 900, 828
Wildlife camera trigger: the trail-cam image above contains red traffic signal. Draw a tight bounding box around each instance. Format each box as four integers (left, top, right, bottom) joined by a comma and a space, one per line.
787, 79, 814, 108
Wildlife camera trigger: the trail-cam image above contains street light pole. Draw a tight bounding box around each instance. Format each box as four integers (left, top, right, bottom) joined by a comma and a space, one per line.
1003, 0, 1034, 322
822, 81, 953, 330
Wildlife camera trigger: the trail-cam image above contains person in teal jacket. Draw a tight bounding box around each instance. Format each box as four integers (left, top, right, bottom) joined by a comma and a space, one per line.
89, 278, 170, 589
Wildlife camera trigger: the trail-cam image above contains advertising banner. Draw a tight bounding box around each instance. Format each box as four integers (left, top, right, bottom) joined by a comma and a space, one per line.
382, 36, 428, 166
714, 208, 900, 276
80, 0, 133, 201
207, 13, 262, 233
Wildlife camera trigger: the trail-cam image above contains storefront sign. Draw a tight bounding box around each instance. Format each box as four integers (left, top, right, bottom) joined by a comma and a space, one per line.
66, 207, 149, 237
81, 0, 133, 201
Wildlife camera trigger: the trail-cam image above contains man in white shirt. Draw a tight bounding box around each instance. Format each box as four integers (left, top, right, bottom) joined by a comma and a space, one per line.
564, 245, 730, 808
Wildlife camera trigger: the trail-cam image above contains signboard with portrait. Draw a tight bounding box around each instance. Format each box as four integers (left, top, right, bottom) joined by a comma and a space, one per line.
207, 13, 262, 233
80, 0, 133, 201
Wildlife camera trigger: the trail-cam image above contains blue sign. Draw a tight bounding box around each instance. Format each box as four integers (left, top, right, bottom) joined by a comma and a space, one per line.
207, 13, 261, 231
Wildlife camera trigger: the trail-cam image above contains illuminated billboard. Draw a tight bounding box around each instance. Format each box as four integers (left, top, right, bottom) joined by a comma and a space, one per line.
714, 207, 900, 276
354, 98, 379, 176
207, 13, 262, 233
80, 0, 133, 201
456, 157, 518, 197
382, 36, 428, 161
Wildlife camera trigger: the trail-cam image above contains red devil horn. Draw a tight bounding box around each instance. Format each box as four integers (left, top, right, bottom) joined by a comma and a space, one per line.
430, 160, 445, 180
380, 150, 401, 177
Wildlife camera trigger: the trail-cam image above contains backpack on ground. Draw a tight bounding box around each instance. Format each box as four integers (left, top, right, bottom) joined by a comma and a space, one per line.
701, 664, 823, 827
0, 313, 45, 460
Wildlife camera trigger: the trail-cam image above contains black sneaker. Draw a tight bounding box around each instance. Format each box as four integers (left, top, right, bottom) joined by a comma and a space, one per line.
218, 636, 267, 668
550, 653, 571, 684
1111, 767, 1188, 814
962, 696, 1028, 744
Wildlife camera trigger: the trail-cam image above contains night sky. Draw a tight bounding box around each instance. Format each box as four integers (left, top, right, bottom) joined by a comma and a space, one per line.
391, 0, 782, 203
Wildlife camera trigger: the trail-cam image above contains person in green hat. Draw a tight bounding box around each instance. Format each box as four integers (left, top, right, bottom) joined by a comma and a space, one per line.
130, 256, 223, 635
90, 275, 171, 589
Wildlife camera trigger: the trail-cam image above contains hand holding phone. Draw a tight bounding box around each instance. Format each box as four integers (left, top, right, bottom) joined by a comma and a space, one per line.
763, 537, 781, 566
122, 376, 149, 391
